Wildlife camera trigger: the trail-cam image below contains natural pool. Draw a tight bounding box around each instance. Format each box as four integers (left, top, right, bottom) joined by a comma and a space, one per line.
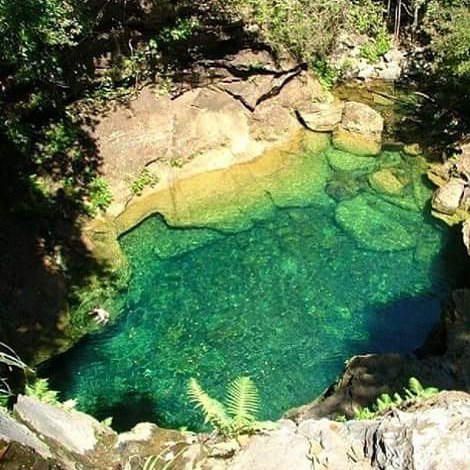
46, 134, 464, 431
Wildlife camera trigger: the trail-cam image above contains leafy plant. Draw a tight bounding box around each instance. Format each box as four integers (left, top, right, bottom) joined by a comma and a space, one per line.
359, 28, 391, 63
84, 177, 113, 216
312, 58, 339, 88
0, 342, 30, 402
188, 376, 271, 436
130, 168, 160, 196
25, 378, 60, 405
353, 377, 439, 421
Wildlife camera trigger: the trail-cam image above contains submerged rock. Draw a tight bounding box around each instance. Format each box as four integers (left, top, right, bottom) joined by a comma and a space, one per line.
326, 148, 377, 172
369, 168, 407, 196
332, 101, 384, 156
335, 194, 420, 251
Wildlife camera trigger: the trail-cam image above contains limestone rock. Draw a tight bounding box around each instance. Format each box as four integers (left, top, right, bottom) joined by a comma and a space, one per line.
228, 421, 311, 470
364, 399, 470, 469
296, 99, 344, 132
14, 395, 115, 455
369, 168, 406, 195
333, 101, 384, 156
431, 178, 466, 215
0, 410, 51, 459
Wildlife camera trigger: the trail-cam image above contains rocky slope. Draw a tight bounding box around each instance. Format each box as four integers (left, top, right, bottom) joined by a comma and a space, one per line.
1, 389, 470, 469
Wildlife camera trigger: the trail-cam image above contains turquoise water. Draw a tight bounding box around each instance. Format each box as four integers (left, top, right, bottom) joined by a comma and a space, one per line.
46, 144, 463, 431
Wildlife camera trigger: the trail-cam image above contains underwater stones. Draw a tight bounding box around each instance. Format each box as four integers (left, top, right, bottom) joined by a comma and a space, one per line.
326, 148, 377, 172
332, 102, 384, 156
335, 194, 420, 251
296, 99, 344, 132
325, 175, 362, 201
369, 169, 406, 196
432, 178, 466, 215
301, 132, 331, 154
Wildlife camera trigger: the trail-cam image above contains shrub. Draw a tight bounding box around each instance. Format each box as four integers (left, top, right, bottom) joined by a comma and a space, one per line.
422, 0, 470, 80
353, 377, 439, 420
84, 177, 113, 216
359, 27, 392, 63
130, 168, 160, 196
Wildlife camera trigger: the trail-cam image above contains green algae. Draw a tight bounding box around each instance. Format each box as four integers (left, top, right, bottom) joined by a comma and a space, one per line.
45, 141, 463, 433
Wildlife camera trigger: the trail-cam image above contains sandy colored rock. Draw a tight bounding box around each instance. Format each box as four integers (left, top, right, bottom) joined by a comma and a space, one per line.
432, 178, 466, 215
297, 99, 344, 132
333, 101, 384, 156
369, 168, 406, 195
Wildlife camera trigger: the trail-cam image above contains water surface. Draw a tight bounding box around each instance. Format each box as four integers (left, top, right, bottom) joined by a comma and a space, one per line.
46, 139, 463, 431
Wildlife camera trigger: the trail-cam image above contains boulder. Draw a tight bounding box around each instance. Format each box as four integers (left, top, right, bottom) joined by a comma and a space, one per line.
377, 63, 402, 81
296, 99, 344, 132
369, 168, 406, 195
431, 178, 466, 215
333, 101, 384, 156
0, 410, 51, 459
14, 395, 116, 455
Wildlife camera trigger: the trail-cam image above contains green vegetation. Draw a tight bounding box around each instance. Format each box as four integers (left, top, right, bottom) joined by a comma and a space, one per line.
25, 378, 61, 405
188, 376, 272, 436
422, 0, 470, 80
84, 177, 113, 216
359, 28, 391, 63
353, 377, 440, 420
131, 169, 160, 196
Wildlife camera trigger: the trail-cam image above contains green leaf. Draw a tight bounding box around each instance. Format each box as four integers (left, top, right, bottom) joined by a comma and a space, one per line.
224, 376, 260, 428
187, 378, 231, 431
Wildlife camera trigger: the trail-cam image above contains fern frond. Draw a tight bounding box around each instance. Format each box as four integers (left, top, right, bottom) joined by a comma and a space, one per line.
25, 378, 60, 405
187, 378, 231, 431
224, 376, 260, 427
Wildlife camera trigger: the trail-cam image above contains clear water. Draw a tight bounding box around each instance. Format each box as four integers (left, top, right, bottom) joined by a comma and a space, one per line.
46, 140, 463, 431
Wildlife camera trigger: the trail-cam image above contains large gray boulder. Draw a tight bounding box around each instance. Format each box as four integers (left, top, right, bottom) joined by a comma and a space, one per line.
0, 410, 51, 459
14, 395, 115, 455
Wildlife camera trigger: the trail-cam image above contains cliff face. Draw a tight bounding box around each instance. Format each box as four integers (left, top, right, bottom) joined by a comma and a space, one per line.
1, 390, 470, 469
